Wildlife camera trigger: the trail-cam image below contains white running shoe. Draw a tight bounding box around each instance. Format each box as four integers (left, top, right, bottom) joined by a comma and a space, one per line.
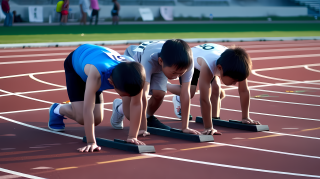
110, 98, 124, 129
172, 95, 182, 119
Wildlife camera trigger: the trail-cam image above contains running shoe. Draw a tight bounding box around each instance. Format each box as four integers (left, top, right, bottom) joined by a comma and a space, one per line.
147, 116, 171, 130
110, 98, 124, 129
48, 103, 65, 132
172, 95, 193, 120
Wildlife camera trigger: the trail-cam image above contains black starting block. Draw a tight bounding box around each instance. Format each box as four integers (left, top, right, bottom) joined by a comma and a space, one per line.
147, 127, 214, 142
83, 137, 156, 153
195, 116, 269, 132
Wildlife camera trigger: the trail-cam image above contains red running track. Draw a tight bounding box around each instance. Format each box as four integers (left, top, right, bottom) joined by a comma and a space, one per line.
0, 40, 320, 179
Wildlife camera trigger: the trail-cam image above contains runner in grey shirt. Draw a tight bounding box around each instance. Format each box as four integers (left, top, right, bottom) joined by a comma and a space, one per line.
110, 39, 201, 136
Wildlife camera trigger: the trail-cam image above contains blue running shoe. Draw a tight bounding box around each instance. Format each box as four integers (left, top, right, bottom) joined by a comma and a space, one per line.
48, 103, 65, 132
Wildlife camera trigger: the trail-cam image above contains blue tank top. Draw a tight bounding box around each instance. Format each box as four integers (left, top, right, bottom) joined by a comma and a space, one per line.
72, 44, 132, 91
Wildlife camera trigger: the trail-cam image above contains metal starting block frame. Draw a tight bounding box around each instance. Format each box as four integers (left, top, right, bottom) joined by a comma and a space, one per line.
195, 116, 269, 132
83, 137, 156, 153
147, 127, 214, 142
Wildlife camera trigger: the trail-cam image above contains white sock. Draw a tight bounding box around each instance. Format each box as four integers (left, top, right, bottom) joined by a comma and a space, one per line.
54, 104, 62, 116
117, 103, 124, 115
176, 95, 181, 103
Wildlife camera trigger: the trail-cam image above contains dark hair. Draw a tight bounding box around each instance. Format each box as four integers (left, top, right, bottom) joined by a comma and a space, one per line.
111, 62, 146, 96
160, 39, 193, 70
217, 46, 252, 82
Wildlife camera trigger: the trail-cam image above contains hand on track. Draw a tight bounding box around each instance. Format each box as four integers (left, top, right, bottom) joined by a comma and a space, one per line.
78, 143, 101, 152
182, 128, 202, 135
127, 138, 146, 145
202, 128, 222, 135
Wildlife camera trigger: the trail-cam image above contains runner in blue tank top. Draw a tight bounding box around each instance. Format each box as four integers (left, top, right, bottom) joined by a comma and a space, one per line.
48, 44, 148, 152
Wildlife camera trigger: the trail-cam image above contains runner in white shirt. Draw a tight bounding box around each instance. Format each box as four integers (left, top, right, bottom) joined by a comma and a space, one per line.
168, 43, 261, 135
110, 39, 202, 135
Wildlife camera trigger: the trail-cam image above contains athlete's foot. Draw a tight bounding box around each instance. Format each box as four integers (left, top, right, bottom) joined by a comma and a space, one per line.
242, 118, 261, 125
48, 103, 66, 132
147, 116, 171, 130
110, 99, 124, 129
172, 95, 193, 120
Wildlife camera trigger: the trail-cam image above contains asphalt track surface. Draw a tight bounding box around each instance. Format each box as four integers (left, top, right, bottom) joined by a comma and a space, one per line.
0, 40, 320, 179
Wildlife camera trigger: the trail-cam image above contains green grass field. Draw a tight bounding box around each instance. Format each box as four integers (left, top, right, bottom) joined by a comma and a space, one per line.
0, 23, 319, 44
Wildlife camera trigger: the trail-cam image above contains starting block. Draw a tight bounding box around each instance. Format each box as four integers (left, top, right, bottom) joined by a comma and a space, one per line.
147, 127, 214, 142
195, 117, 269, 132
83, 137, 155, 153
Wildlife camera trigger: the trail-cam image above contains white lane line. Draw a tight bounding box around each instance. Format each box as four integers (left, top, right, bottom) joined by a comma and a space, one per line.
305, 66, 320, 73
0, 53, 69, 58
29, 74, 65, 88
0, 89, 53, 104
248, 47, 320, 53
164, 100, 320, 122
0, 168, 45, 179
251, 54, 320, 61
0, 88, 66, 97
0, 46, 129, 53
254, 63, 320, 72
264, 131, 320, 140
211, 142, 320, 159
226, 94, 320, 107
248, 80, 320, 90
0, 115, 82, 140
240, 42, 320, 49
0, 59, 64, 65
0, 70, 63, 79
0, 108, 49, 115
143, 153, 320, 178
250, 88, 320, 97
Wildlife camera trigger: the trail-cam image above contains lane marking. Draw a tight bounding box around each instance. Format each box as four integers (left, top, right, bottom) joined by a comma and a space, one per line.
0, 167, 45, 179
227, 94, 320, 107
248, 47, 320, 53
0, 115, 82, 140
283, 128, 299, 130
55, 167, 78, 171
305, 66, 320, 73
249, 134, 282, 139
0, 108, 49, 115
97, 156, 151, 164
251, 54, 320, 61
0, 46, 129, 53
143, 153, 320, 178
29, 74, 65, 88
0, 88, 66, 97
264, 131, 320, 140
180, 144, 221, 151
0, 59, 64, 65
0, 53, 70, 58
248, 80, 320, 90
211, 142, 320, 159
0, 89, 53, 104
301, 127, 320, 132
162, 99, 320, 122
250, 88, 320, 97
0, 70, 63, 79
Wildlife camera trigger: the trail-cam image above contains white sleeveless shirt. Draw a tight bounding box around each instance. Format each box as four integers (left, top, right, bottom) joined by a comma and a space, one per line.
192, 43, 228, 76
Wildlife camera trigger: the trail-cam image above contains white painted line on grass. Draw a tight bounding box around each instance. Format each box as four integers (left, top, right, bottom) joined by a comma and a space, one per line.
143, 153, 320, 178
0, 168, 45, 179
211, 142, 320, 159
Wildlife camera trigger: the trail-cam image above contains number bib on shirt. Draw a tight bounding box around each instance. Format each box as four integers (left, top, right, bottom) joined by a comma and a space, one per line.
133, 41, 163, 52
194, 43, 227, 54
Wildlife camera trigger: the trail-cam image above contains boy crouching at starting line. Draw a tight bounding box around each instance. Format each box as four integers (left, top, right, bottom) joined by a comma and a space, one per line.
48, 44, 146, 152
110, 39, 202, 135
168, 43, 260, 135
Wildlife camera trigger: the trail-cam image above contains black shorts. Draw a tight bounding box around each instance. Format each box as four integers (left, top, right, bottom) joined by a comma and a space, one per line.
64, 52, 102, 104
179, 68, 215, 86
